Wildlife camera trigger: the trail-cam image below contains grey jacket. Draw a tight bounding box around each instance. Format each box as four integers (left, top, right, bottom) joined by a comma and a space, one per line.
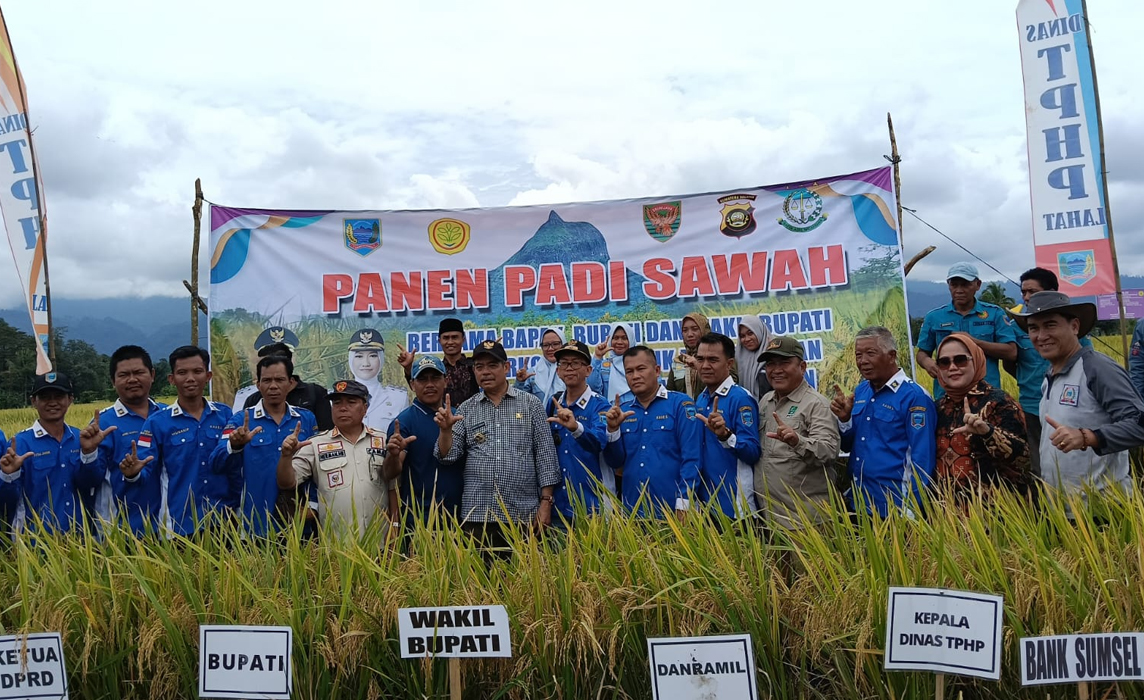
1039, 346, 1144, 500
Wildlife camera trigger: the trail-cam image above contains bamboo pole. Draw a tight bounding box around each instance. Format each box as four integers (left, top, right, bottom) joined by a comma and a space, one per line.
448, 658, 462, 700
935, 672, 945, 700
1080, 0, 1129, 368
191, 178, 203, 345
1077, 680, 1090, 700
887, 113, 905, 252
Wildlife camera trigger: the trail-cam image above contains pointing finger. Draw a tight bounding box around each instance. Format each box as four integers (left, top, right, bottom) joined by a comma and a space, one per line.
963, 397, 971, 415
614, 394, 621, 408
711, 395, 720, 414
546, 416, 561, 424
297, 439, 312, 448
1045, 416, 1061, 429
242, 411, 250, 430
403, 435, 417, 445
772, 411, 787, 427
552, 396, 561, 410
397, 342, 406, 353
130, 440, 138, 457
445, 394, 452, 412
292, 423, 302, 437
696, 414, 710, 426
93, 410, 101, 429
394, 419, 401, 435
101, 425, 118, 438
833, 384, 843, 399
140, 455, 155, 467
249, 426, 263, 437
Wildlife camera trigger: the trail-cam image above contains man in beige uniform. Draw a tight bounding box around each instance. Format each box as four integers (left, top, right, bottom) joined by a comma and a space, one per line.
755, 336, 841, 529
276, 379, 400, 537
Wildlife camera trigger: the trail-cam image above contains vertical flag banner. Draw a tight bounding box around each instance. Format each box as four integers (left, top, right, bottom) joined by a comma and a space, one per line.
208, 166, 910, 412
0, 9, 51, 372
1017, 0, 1114, 296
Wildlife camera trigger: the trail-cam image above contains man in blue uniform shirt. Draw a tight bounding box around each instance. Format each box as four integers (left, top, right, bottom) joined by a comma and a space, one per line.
0, 429, 12, 531
384, 354, 463, 527
79, 346, 167, 535
546, 340, 612, 524
0, 372, 108, 535
916, 262, 1018, 401
212, 355, 317, 537
831, 327, 937, 518
603, 345, 702, 519
120, 346, 235, 537
694, 333, 761, 519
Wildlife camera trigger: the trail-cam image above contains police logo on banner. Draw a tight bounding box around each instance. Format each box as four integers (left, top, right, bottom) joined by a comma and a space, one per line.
344, 218, 381, 257
643, 201, 681, 243
717, 194, 757, 237
428, 218, 471, 255
1057, 250, 1096, 287
778, 188, 827, 233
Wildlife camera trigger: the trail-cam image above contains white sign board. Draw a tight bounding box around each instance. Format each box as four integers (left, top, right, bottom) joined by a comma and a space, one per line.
884, 587, 1004, 680
198, 625, 292, 699
398, 606, 512, 659
0, 633, 67, 700
1022, 632, 1144, 686
647, 634, 757, 700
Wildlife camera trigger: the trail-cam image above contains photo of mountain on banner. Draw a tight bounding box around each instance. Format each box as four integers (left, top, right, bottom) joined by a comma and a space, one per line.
208, 166, 910, 404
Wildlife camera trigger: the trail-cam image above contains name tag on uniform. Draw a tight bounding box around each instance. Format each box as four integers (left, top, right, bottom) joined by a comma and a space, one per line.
318, 441, 346, 460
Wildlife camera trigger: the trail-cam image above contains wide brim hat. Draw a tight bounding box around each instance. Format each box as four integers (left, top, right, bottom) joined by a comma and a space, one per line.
1006, 291, 1096, 338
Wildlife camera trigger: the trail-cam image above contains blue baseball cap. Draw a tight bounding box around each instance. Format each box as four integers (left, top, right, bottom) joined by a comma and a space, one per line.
411, 355, 446, 379
946, 262, 980, 282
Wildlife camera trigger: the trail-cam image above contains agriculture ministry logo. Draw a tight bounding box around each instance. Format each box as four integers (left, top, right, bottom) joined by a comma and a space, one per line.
643, 201, 681, 243
1057, 249, 1096, 286
778, 188, 827, 233
428, 218, 471, 255
344, 218, 381, 257
717, 194, 757, 237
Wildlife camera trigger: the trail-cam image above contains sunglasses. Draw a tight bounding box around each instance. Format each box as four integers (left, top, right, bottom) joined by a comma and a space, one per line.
936, 354, 972, 369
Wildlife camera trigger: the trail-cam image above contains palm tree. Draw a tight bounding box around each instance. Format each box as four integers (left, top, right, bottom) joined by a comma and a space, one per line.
980, 281, 1016, 309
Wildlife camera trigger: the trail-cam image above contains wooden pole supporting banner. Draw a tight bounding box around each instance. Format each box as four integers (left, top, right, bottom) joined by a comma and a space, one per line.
1077, 680, 1090, 700
935, 672, 945, 700
448, 657, 462, 700
887, 113, 905, 253
190, 178, 204, 345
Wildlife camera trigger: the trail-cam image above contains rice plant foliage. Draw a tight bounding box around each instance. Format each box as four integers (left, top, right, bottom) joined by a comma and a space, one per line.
3, 485, 1144, 699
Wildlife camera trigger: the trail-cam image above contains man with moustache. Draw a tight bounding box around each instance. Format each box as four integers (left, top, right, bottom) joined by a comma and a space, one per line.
603, 345, 703, 519
434, 339, 561, 548
212, 355, 318, 536
755, 336, 840, 528
120, 346, 236, 537
831, 327, 936, 518
1, 372, 109, 535
397, 318, 479, 406
278, 379, 399, 537
693, 333, 761, 519
1009, 292, 1144, 508
80, 346, 168, 535
384, 355, 463, 527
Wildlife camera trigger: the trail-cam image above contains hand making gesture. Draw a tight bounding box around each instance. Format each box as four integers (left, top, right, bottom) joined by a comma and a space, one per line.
697, 395, 731, 440
830, 384, 855, 422
280, 423, 312, 459
767, 411, 801, 447
434, 394, 464, 431
0, 444, 33, 475
396, 343, 416, 372
952, 398, 992, 436
119, 441, 154, 479
80, 410, 118, 454
605, 394, 635, 433
228, 411, 263, 450
547, 396, 579, 431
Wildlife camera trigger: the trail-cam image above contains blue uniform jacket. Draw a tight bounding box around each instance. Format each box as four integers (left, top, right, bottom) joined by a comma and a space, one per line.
81, 399, 167, 535
917, 299, 1018, 400
603, 386, 702, 518
210, 402, 316, 536
1, 422, 104, 534
839, 370, 937, 517
1130, 322, 1144, 400
135, 400, 234, 536
695, 377, 761, 518
547, 386, 611, 519
0, 430, 17, 532
387, 399, 464, 524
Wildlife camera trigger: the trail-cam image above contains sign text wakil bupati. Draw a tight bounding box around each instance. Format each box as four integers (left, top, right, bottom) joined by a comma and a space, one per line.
0, 633, 67, 700
884, 587, 1004, 680
398, 605, 512, 659
1022, 632, 1144, 686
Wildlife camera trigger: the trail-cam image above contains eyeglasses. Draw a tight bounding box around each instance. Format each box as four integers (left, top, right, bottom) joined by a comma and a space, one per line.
556, 361, 586, 369
540, 342, 563, 350
936, 354, 972, 369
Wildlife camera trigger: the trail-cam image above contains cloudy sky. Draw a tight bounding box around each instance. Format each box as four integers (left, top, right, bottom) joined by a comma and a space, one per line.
1, 0, 1140, 308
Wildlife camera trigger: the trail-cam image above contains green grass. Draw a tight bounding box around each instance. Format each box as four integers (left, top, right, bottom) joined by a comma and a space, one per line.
2, 487, 1144, 698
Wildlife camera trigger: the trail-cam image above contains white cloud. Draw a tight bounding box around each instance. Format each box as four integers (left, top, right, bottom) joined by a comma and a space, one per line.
0, 0, 1141, 309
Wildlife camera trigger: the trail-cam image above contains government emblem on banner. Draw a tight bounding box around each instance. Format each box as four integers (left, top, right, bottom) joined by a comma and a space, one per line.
643, 201, 681, 243
717, 194, 757, 237
344, 218, 381, 257
778, 188, 827, 233
428, 217, 471, 255
1057, 249, 1096, 287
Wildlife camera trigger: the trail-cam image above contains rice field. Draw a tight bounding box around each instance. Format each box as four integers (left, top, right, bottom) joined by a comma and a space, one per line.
1, 487, 1143, 698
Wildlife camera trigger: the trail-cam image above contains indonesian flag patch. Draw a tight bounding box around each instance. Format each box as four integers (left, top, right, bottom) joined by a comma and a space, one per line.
137, 434, 153, 450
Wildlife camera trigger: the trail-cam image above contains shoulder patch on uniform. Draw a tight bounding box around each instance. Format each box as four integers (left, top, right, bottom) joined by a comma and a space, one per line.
739, 405, 754, 427
910, 409, 926, 430
683, 401, 697, 420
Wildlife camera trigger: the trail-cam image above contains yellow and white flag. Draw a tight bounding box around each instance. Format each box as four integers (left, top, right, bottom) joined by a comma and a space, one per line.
0, 8, 51, 372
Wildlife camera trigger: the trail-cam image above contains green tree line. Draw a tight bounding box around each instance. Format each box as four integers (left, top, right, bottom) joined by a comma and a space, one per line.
0, 319, 173, 409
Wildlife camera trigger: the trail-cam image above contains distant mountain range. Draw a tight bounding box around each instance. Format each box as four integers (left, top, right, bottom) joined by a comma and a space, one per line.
2, 275, 1140, 357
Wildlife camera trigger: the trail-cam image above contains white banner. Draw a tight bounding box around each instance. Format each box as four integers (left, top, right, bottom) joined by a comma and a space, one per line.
0, 10, 51, 373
